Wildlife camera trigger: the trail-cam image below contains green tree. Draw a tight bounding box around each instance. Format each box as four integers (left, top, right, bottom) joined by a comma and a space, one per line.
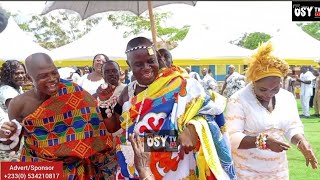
107, 11, 190, 50
298, 22, 320, 41
15, 10, 102, 50
230, 32, 271, 50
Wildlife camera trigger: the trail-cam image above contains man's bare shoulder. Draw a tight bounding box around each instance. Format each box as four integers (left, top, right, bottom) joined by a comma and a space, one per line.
9, 89, 37, 121
9, 89, 37, 113
12, 89, 35, 103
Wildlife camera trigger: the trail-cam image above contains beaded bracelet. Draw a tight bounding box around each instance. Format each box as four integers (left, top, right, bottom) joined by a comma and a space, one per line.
255, 133, 268, 150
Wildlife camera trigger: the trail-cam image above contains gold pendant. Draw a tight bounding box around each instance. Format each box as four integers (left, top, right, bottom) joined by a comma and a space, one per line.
147, 47, 154, 55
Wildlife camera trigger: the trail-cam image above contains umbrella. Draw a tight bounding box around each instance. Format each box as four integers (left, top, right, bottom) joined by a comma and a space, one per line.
41, 1, 197, 48
0, 7, 9, 33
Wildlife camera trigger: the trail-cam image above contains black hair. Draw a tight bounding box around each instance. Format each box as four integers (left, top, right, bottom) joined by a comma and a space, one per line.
126, 37, 153, 52
93, 54, 109, 62
0, 60, 26, 89
102, 60, 120, 71
75, 68, 81, 76
92, 54, 109, 71
158, 48, 172, 61
101, 60, 121, 79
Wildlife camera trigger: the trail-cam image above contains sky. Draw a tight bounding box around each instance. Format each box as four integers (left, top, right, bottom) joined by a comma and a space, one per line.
0, 1, 294, 42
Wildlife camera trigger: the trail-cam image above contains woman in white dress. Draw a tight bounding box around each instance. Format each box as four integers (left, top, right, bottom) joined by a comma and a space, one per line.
225, 43, 318, 180
0, 60, 26, 162
77, 54, 108, 95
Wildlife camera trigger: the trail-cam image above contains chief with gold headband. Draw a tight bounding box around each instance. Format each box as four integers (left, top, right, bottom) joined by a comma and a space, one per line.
225, 42, 318, 180
101, 37, 237, 180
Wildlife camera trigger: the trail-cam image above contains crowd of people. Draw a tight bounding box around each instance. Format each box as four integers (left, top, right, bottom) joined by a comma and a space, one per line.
0, 36, 318, 180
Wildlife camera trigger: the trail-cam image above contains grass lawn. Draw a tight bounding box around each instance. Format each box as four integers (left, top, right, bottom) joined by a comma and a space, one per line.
288, 100, 320, 180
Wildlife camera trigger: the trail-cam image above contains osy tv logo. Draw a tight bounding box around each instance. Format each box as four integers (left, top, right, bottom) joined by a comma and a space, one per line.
292, 1, 320, 21
144, 130, 178, 152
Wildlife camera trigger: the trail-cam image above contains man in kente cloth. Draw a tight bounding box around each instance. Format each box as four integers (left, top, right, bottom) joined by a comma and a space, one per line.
2, 53, 113, 180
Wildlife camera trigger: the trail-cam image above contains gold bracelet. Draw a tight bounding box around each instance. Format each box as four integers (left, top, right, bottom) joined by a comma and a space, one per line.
142, 173, 154, 180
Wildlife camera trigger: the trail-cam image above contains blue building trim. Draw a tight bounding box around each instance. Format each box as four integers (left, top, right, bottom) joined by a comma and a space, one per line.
191, 66, 200, 74
209, 65, 216, 79
216, 75, 226, 81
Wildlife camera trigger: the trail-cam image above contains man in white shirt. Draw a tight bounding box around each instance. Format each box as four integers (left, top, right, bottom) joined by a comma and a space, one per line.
297, 66, 315, 118
201, 67, 218, 94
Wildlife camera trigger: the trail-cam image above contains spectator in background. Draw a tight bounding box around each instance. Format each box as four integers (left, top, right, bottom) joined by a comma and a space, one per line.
77, 54, 108, 95
185, 67, 201, 81
201, 67, 218, 94
0, 60, 26, 162
158, 48, 173, 68
297, 66, 315, 118
221, 65, 246, 98
94, 60, 126, 179
83, 65, 91, 75
70, 67, 81, 83
282, 69, 295, 94
313, 70, 320, 117
0, 60, 25, 115
310, 68, 318, 108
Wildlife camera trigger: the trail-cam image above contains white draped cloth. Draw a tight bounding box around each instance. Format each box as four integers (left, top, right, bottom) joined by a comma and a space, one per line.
77, 74, 105, 95
225, 72, 245, 98
201, 74, 218, 94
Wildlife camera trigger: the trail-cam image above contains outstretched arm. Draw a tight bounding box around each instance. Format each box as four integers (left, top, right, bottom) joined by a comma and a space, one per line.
291, 134, 318, 169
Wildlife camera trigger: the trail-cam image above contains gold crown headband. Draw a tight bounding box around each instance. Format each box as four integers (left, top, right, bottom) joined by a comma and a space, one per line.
125, 44, 155, 55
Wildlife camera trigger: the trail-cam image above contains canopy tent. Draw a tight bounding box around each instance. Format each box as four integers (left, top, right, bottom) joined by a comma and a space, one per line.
265, 22, 320, 65
0, 18, 50, 61
50, 20, 127, 67
170, 23, 253, 65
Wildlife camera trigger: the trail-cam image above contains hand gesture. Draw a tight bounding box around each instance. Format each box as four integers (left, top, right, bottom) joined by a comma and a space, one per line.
96, 83, 116, 101
298, 140, 318, 169
0, 121, 17, 139
266, 137, 291, 152
129, 132, 151, 173
177, 124, 198, 160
